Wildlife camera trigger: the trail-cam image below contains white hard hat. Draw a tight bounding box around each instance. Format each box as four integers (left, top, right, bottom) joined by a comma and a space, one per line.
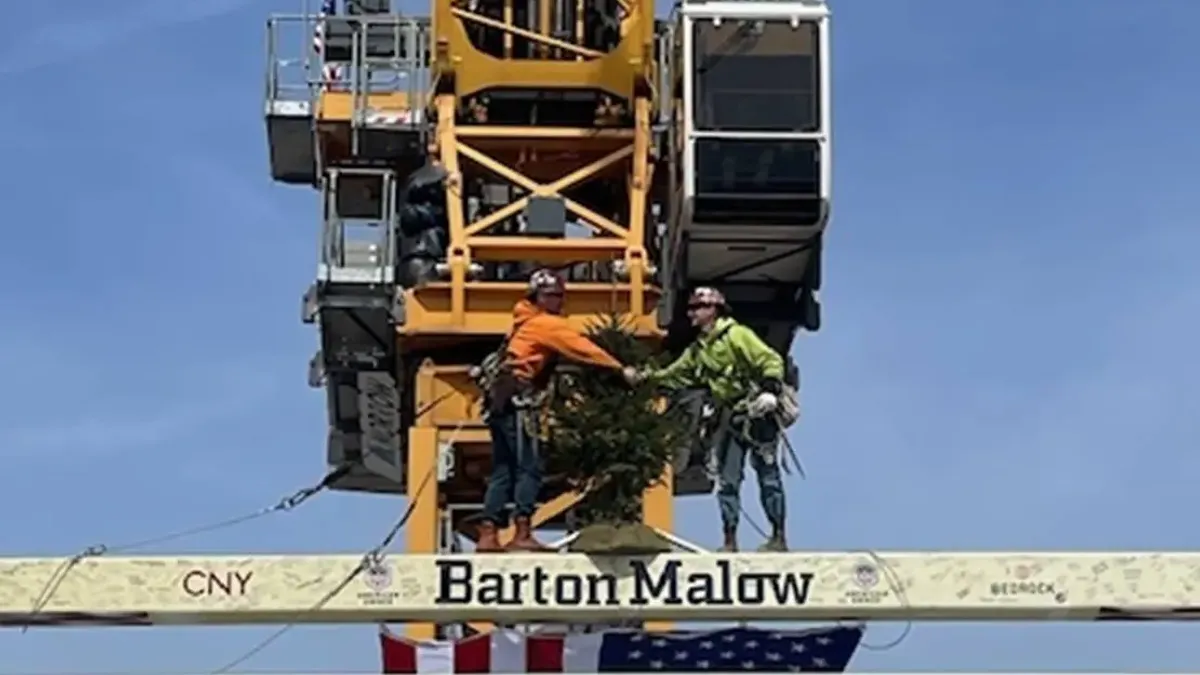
527, 268, 566, 296
689, 286, 726, 307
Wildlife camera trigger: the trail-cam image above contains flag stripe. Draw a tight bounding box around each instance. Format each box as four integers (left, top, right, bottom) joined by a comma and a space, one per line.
456, 634, 489, 673
563, 633, 604, 673
380, 627, 416, 673
486, 631, 516, 673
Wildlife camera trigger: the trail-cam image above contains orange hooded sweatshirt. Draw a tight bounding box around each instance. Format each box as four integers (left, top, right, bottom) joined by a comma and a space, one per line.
505, 299, 623, 382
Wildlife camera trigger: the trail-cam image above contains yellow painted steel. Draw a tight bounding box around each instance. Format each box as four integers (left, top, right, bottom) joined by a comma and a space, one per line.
25, 0, 671, 641
318, 91, 413, 123
14, 5, 1189, 641
378, 0, 665, 641
431, 0, 656, 100
399, 282, 661, 340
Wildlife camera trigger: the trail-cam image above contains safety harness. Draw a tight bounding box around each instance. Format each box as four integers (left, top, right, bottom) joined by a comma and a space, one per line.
671, 322, 805, 479
471, 330, 558, 447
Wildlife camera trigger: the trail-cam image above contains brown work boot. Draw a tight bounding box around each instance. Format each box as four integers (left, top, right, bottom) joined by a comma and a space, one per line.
717, 529, 738, 553
757, 524, 788, 552
505, 516, 551, 552
475, 520, 503, 553
758, 534, 788, 552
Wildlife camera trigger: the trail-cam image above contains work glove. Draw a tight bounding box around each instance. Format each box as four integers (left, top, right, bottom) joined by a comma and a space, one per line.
622, 366, 643, 385
747, 391, 778, 418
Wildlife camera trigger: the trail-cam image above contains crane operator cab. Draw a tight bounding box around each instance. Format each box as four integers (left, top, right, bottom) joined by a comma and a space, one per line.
664, 0, 829, 349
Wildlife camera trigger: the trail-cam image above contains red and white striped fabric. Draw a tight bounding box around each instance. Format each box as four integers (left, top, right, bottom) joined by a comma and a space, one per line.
312, 0, 344, 85
380, 627, 605, 673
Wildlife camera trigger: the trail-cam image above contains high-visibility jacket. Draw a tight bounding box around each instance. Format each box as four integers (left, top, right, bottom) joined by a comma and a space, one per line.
504, 300, 622, 382
649, 317, 784, 405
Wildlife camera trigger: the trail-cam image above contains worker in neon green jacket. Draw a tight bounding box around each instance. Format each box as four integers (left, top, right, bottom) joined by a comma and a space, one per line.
636, 287, 789, 552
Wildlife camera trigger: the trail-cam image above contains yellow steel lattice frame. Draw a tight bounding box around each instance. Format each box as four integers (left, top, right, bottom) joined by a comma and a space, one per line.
304, 0, 665, 641
431, 0, 655, 101
400, 95, 668, 638
414, 94, 656, 331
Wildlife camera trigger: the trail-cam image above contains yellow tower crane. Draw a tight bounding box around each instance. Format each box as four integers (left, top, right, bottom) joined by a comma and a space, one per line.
288, 0, 664, 640
8, 0, 1200, 645
268, 0, 828, 641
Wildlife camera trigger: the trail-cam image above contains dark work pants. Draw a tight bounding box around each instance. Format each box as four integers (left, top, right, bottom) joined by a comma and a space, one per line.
715, 415, 786, 532
482, 404, 541, 527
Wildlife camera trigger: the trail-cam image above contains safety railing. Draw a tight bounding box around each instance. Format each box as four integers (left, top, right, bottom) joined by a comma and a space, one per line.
319, 168, 398, 286
654, 19, 675, 127
347, 16, 430, 127
348, 14, 431, 66
264, 13, 326, 110
265, 12, 431, 111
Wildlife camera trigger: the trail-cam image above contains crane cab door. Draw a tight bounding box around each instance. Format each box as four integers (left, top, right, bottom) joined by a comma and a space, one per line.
686, 12, 827, 230
670, 5, 830, 336
676, 6, 830, 284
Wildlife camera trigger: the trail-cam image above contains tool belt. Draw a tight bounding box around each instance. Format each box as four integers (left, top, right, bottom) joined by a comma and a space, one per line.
487, 368, 548, 413
487, 368, 522, 414
774, 383, 801, 427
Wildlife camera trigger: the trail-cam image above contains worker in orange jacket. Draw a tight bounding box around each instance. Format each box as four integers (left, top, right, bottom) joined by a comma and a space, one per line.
476, 269, 638, 552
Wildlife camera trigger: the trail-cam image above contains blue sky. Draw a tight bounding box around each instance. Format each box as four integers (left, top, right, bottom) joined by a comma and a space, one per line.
2, 0, 1200, 672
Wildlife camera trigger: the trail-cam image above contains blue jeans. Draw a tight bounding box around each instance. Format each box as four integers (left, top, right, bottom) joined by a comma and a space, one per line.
715, 415, 786, 532
481, 405, 541, 527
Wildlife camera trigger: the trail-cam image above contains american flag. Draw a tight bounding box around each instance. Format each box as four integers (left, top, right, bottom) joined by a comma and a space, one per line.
380, 625, 863, 673
312, 0, 343, 83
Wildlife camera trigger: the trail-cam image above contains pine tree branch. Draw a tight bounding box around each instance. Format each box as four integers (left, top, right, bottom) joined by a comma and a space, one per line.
544, 315, 691, 527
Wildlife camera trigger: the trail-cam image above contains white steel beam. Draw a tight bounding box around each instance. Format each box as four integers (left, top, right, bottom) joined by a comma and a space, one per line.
1, 552, 1198, 627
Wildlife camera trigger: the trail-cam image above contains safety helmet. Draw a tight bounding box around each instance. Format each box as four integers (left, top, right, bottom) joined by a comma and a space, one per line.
527, 268, 566, 297
689, 286, 726, 308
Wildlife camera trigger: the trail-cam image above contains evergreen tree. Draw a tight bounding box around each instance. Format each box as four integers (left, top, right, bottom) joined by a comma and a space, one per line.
543, 315, 692, 553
